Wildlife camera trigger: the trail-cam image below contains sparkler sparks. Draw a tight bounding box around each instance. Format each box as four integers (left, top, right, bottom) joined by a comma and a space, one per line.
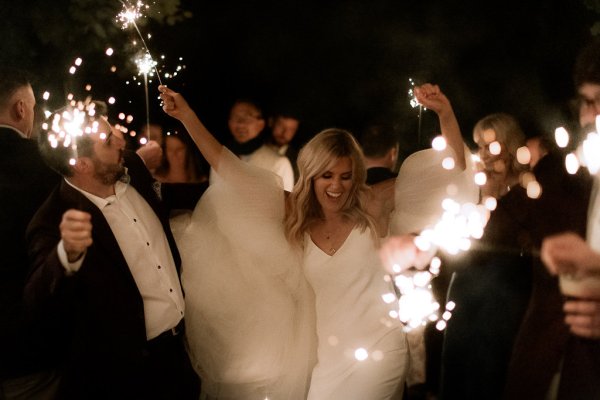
42, 100, 108, 165
117, 0, 147, 29
117, 0, 163, 85
135, 53, 157, 76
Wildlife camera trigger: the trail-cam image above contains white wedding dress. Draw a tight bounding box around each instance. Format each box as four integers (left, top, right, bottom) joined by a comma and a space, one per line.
304, 227, 408, 400
172, 148, 317, 400
172, 145, 476, 400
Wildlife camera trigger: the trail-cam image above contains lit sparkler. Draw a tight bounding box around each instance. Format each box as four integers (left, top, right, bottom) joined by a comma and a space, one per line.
41, 100, 107, 166
386, 199, 491, 332
408, 78, 427, 145
117, 0, 163, 85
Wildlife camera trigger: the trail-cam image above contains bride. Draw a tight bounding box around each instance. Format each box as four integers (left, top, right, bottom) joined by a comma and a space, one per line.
159, 84, 476, 399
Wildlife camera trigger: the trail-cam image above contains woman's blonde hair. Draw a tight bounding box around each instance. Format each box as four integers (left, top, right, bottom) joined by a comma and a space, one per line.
284, 128, 378, 247
473, 113, 528, 178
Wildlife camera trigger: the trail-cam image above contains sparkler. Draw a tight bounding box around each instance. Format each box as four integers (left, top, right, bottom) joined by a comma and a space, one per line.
41, 99, 107, 165
408, 78, 425, 145
117, 0, 163, 86
135, 52, 158, 136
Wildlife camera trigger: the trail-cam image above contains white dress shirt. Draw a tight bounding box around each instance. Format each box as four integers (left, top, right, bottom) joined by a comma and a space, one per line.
58, 178, 184, 340
587, 174, 600, 251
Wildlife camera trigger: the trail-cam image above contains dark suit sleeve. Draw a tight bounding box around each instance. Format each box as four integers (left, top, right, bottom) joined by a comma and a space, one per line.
24, 195, 73, 314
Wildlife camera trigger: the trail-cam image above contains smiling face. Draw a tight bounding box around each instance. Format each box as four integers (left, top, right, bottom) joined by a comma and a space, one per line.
312, 156, 353, 215
228, 101, 265, 144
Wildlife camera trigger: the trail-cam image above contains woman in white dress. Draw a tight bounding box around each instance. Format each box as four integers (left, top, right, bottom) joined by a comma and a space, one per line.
159, 83, 476, 400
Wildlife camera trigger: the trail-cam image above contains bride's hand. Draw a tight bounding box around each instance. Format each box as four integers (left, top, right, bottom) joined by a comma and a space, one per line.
159, 85, 192, 121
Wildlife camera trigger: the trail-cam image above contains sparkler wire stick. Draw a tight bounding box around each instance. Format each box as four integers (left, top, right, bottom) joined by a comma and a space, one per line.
118, 0, 163, 86
143, 72, 150, 138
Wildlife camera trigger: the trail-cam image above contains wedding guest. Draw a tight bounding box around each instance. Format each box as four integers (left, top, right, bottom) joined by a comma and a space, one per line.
0, 66, 61, 399
221, 98, 295, 191
440, 113, 532, 400
503, 38, 600, 400
267, 109, 301, 182
26, 111, 199, 399
359, 123, 399, 185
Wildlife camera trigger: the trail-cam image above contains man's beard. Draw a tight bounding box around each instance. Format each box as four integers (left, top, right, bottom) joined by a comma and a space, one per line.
92, 157, 125, 186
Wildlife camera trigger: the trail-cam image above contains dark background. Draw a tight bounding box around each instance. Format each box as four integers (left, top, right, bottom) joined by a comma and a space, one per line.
2, 0, 599, 153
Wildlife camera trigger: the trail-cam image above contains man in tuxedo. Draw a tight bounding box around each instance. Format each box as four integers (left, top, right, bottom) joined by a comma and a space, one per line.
25, 111, 199, 399
0, 67, 62, 399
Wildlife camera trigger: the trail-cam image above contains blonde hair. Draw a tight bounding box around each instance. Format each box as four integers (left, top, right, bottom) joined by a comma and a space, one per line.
284, 128, 378, 248
473, 113, 528, 178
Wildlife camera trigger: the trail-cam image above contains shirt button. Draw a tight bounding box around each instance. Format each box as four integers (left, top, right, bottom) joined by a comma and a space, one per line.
169, 288, 173, 292
146, 242, 150, 246
157, 265, 161, 269
133, 218, 137, 222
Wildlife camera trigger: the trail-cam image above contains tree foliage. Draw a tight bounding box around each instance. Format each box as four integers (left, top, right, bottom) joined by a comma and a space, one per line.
0, 0, 191, 80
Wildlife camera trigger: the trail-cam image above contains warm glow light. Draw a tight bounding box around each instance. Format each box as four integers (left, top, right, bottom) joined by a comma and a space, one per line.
42, 91, 50, 101
474, 172, 487, 186
484, 196, 497, 211
432, 136, 447, 151
582, 132, 600, 174
354, 348, 368, 361
488, 141, 501, 155
565, 153, 580, 175
526, 180, 542, 199
555, 127, 570, 148
442, 157, 455, 170
516, 146, 531, 165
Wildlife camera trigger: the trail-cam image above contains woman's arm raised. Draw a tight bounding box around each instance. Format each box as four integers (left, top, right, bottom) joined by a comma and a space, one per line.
413, 83, 466, 170
159, 85, 223, 170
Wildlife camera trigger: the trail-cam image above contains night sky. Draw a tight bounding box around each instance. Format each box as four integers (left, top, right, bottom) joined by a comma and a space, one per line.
152, 0, 597, 151
2, 0, 598, 153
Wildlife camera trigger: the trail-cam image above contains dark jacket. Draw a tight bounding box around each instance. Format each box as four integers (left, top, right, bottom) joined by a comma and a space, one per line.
25, 152, 182, 398
0, 127, 60, 378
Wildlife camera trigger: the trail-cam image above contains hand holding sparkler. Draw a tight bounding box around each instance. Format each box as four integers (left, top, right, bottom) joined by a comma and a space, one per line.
159, 85, 223, 169
60, 209, 93, 263
159, 85, 193, 121
412, 84, 449, 116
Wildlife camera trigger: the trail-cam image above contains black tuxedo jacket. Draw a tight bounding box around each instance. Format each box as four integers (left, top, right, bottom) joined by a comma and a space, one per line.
0, 127, 60, 378
25, 151, 182, 398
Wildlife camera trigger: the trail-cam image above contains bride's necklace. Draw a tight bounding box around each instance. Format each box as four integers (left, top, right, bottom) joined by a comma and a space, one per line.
324, 231, 336, 255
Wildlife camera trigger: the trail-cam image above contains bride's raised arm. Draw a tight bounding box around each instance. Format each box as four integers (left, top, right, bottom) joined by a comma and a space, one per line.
159, 85, 223, 170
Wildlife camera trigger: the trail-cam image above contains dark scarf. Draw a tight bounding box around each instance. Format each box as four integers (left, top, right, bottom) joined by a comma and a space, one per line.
226, 133, 265, 156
